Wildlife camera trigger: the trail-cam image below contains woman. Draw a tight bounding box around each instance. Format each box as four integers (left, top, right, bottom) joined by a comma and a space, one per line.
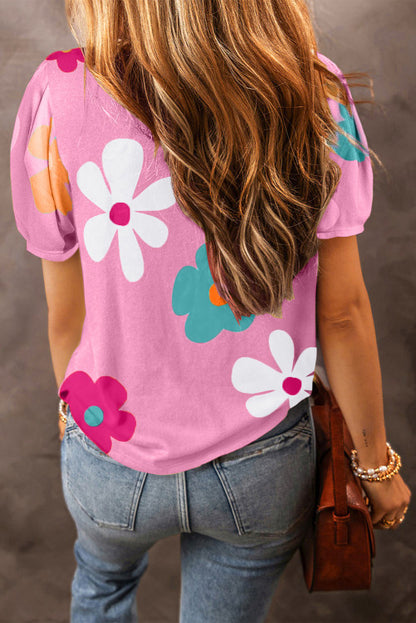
9, 1, 411, 622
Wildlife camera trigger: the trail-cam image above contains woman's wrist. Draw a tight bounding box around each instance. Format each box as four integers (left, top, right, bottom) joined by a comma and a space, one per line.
351, 441, 401, 482
351, 439, 388, 470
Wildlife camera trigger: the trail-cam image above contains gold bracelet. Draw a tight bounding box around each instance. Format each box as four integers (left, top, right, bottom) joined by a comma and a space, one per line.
59, 398, 68, 424
350, 442, 401, 482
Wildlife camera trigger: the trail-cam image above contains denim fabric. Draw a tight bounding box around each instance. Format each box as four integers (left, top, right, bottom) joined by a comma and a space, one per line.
60, 397, 317, 623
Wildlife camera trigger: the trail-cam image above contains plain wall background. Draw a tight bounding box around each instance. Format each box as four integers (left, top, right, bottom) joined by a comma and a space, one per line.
1, 1, 415, 621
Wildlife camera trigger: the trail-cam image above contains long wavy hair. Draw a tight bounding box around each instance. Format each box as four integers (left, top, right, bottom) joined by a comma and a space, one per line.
65, 0, 381, 322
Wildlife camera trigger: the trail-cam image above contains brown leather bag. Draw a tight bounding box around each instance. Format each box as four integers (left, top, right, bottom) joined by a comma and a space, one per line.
299, 371, 376, 591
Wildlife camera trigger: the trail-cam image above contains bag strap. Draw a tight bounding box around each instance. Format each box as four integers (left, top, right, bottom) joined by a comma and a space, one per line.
314, 372, 351, 544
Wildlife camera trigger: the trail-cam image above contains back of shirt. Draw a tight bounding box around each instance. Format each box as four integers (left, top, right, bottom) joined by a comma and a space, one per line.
9, 48, 373, 474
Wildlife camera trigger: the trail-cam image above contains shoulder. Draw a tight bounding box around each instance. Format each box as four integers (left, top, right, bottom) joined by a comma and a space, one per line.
316, 51, 344, 78
316, 51, 353, 110
21, 47, 85, 101
20, 57, 49, 103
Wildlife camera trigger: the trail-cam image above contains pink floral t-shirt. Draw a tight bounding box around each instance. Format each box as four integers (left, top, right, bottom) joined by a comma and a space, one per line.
9, 48, 373, 474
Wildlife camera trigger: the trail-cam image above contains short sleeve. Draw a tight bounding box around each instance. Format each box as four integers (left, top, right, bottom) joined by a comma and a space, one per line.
316, 54, 374, 239
9, 59, 79, 261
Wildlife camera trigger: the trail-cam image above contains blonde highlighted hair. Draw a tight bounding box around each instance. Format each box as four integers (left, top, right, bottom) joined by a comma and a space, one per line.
65, 0, 381, 321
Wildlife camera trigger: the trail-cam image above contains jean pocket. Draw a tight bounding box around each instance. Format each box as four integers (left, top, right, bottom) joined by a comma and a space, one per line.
212, 412, 315, 538
62, 430, 147, 530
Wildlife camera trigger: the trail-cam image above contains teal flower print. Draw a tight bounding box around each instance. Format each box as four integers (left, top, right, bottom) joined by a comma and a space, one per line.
330, 103, 368, 162
172, 244, 255, 343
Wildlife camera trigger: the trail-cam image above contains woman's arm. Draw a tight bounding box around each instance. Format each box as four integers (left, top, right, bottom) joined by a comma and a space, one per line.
316, 235, 411, 527
41, 250, 85, 391
316, 235, 387, 467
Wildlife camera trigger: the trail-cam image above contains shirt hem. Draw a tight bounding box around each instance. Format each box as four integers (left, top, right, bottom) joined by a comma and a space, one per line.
107, 409, 306, 475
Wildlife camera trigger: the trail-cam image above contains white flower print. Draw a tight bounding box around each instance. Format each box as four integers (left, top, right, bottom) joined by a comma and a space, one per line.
231, 330, 316, 417
77, 138, 177, 282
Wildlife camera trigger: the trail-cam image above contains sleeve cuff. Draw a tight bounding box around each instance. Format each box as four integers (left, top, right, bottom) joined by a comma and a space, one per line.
25, 239, 80, 261
317, 225, 365, 239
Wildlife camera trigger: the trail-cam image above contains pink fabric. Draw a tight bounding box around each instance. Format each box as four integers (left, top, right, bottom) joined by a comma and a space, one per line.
9, 49, 373, 474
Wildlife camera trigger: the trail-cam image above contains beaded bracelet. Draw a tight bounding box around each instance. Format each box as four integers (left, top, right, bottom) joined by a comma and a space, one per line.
350, 442, 402, 482
58, 398, 68, 424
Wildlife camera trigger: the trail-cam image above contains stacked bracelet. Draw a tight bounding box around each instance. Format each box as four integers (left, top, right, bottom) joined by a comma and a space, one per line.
350, 442, 401, 482
58, 398, 68, 424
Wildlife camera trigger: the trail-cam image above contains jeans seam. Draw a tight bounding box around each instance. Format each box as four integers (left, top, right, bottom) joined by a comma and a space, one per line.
129, 472, 148, 530
212, 458, 247, 536
176, 472, 192, 533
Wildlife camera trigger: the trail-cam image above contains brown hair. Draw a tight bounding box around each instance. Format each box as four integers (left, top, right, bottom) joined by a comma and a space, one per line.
65, 0, 381, 322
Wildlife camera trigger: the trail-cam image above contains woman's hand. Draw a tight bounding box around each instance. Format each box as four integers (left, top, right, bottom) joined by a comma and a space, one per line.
361, 473, 411, 529
58, 418, 67, 442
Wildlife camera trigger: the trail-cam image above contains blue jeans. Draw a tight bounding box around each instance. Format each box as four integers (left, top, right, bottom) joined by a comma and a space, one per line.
60, 396, 317, 623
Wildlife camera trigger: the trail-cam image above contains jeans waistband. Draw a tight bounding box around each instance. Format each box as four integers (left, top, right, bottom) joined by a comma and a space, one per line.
251, 396, 311, 444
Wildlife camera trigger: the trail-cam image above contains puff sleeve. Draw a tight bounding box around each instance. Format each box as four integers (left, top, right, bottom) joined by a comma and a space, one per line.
9, 59, 79, 260
316, 55, 374, 239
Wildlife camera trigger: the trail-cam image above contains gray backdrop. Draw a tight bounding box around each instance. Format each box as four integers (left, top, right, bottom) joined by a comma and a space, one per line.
1, 1, 415, 621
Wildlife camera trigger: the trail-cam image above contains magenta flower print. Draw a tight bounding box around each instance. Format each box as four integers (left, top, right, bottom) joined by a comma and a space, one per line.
46, 48, 85, 73
59, 371, 136, 454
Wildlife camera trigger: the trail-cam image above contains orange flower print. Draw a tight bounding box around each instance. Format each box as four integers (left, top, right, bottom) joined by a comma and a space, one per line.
208, 282, 228, 307
27, 116, 72, 215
